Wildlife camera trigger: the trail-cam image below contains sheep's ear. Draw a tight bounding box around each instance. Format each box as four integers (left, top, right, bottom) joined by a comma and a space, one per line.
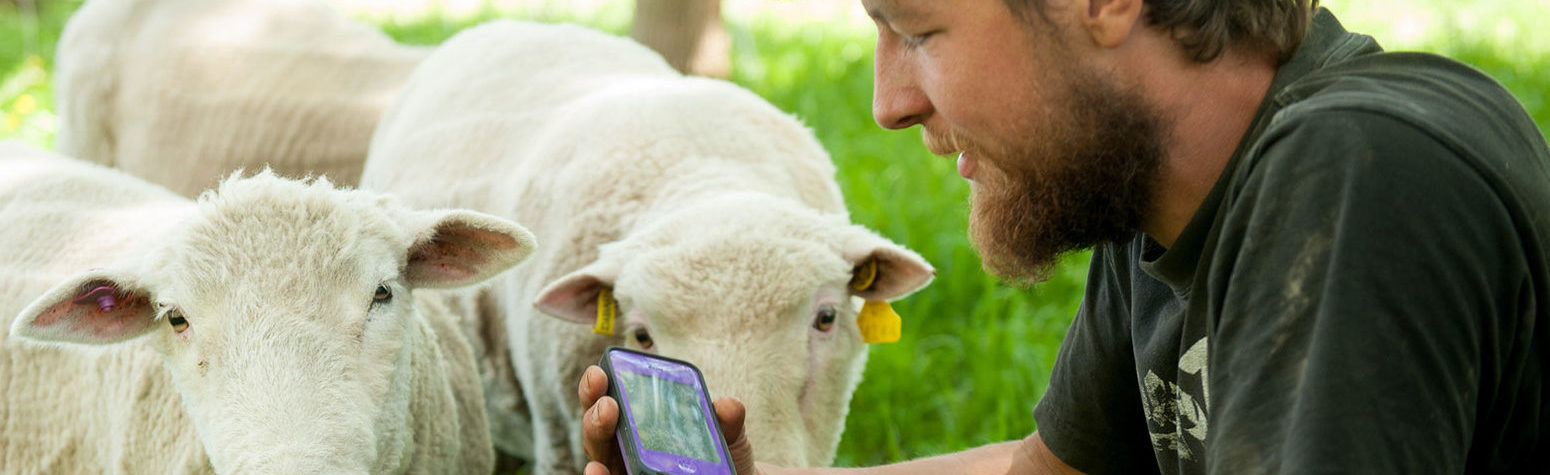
534, 260, 620, 325
840, 226, 936, 301
407, 210, 538, 288
12, 270, 159, 345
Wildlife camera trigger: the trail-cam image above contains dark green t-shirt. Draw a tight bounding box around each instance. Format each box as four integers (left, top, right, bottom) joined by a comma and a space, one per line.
1033, 9, 1550, 474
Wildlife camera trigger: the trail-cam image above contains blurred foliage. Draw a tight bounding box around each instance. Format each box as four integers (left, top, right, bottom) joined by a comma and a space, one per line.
1, 0, 1547, 469
0, 0, 74, 148
371, 2, 630, 45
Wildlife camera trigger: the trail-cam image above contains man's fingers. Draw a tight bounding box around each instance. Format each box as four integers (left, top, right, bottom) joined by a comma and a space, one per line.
579, 365, 626, 472
713, 396, 747, 442
584, 461, 612, 475
713, 397, 758, 474
583, 396, 623, 468
579, 365, 608, 409
586, 396, 620, 441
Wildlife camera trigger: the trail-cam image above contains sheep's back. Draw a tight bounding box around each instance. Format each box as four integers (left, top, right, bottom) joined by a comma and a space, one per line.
0, 145, 207, 473
56, 0, 428, 198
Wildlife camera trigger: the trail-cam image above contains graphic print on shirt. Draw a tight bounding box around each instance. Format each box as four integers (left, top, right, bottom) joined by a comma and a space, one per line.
1141, 336, 1209, 461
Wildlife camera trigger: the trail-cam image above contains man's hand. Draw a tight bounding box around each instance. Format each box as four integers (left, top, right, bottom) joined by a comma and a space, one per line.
578, 364, 1075, 474
578, 365, 763, 475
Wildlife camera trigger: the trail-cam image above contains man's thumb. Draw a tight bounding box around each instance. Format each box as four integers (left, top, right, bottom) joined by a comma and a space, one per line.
713, 397, 758, 473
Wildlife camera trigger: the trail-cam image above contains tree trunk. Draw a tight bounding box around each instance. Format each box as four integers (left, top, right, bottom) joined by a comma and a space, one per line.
630, 0, 730, 78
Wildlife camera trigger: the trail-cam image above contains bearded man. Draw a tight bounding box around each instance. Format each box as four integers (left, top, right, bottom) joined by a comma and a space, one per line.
580, 0, 1550, 473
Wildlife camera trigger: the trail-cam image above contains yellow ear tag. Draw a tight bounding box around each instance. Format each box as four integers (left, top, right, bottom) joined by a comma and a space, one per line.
850, 259, 878, 292
857, 300, 901, 343
593, 288, 617, 335
850, 259, 900, 343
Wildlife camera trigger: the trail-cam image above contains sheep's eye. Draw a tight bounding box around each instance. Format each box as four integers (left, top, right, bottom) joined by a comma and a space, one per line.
373, 285, 393, 303
632, 330, 654, 350
167, 308, 189, 333
813, 306, 837, 332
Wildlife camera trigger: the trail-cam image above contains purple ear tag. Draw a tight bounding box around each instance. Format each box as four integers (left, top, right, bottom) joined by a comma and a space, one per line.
73, 286, 120, 312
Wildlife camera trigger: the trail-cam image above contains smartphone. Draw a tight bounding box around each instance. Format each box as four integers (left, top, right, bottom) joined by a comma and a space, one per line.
600, 346, 736, 475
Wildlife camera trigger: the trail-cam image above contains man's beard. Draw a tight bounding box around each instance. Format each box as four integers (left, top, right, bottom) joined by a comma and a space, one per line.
933, 65, 1167, 287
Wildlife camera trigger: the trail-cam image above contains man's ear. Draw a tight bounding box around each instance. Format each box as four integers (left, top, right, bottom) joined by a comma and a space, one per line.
406, 210, 538, 288
533, 258, 621, 325
840, 226, 935, 301
12, 270, 160, 345
1082, 0, 1143, 48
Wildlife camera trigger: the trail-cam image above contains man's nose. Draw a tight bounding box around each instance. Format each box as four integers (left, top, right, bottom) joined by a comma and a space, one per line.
872, 50, 931, 130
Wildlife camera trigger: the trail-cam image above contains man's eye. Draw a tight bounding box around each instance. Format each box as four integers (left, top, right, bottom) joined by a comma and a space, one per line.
904, 30, 940, 48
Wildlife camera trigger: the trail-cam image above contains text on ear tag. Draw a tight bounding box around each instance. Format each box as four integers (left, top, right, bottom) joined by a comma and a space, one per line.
593, 288, 617, 335
851, 259, 878, 292
857, 300, 901, 343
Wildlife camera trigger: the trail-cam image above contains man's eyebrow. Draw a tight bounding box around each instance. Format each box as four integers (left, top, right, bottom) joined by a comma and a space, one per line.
865, 0, 914, 22
865, 2, 889, 21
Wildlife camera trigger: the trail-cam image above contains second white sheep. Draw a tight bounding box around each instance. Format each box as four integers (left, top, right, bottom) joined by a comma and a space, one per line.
362, 21, 935, 472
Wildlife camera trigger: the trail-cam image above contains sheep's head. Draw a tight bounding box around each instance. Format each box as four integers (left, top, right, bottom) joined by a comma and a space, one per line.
11, 172, 535, 473
536, 194, 933, 467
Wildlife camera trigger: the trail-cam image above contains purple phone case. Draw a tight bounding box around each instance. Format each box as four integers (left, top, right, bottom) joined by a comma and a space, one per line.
607, 348, 735, 475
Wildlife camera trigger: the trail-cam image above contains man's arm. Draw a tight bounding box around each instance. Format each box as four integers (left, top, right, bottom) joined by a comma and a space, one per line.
773, 432, 1078, 475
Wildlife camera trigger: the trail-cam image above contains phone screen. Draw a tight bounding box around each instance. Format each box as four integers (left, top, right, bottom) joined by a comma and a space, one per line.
617, 369, 721, 463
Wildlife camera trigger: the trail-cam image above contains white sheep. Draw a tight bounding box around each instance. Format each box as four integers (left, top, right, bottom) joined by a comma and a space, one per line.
53, 0, 427, 197
0, 142, 536, 473
361, 21, 936, 472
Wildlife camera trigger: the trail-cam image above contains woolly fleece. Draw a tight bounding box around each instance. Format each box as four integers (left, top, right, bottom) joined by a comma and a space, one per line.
361, 21, 936, 472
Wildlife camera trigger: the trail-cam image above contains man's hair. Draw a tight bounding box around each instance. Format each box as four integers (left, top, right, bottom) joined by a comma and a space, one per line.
1007, 0, 1320, 63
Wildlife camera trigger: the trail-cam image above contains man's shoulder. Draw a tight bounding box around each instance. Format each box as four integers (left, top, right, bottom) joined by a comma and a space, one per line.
1259, 51, 1547, 174
1275, 50, 1514, 117
1232, 51, 1550, 209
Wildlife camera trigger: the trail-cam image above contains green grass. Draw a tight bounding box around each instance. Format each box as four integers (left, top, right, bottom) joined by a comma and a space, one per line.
3, 0, 1548, 469
724, 14, 1088, 464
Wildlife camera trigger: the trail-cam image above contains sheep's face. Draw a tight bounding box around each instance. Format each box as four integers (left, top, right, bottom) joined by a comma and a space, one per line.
141, 188, 421, 474
12, 174, 534, 473
537, 197, 933, 467
617, 237, 866, 468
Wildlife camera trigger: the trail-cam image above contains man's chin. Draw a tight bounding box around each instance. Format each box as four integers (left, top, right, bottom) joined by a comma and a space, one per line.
967, 215, 1058, 288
